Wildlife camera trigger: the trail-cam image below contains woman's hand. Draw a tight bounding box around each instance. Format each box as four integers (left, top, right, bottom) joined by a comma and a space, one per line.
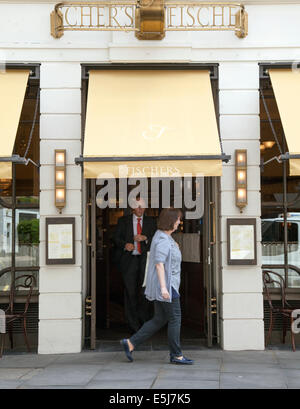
161, 286, 170, 300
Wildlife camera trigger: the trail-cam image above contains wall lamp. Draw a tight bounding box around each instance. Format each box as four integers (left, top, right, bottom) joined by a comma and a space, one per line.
55, 149, 66, 213
235, 149, 247, 213
262, 141, 275, 149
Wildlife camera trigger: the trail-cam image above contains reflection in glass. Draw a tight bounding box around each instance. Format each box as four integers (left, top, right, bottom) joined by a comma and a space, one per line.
0, 270, 38, 292
260, 77, 300, 289
16, 209, 39, 268
0, 204, 12, 270
14, 271, 38, 292
0, 79, 40, 295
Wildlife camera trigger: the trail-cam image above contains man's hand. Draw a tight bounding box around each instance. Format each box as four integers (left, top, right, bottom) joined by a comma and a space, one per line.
134, 234, 147, 242
125, 243, 135, 251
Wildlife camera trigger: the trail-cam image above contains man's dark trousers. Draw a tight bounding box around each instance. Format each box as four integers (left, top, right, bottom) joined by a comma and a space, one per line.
113, 215, 156, 332
122, 253, 150, 332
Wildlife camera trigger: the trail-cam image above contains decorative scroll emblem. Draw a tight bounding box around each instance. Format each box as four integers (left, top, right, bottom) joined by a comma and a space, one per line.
51, 1, 248, 40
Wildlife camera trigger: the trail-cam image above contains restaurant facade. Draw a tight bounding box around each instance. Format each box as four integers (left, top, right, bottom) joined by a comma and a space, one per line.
1, 0, 300, 354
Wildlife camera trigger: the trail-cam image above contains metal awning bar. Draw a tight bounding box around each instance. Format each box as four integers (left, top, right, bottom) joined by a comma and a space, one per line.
0, 155, 27, 164
82, 63, 219, 80
280, 153, 300, 161
75, 154, 231, 165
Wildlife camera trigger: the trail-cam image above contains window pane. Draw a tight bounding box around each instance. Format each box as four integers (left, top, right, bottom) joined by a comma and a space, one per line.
262, 220, 285, 265
0, 270, 38, 292
15, 271, 38, 292
14, 80, 40, 205
263, 269, 284, 289
16, 209, 39, 268
0, 270, 11, 292
0, 204, 12, 271
0, 179, 12, 207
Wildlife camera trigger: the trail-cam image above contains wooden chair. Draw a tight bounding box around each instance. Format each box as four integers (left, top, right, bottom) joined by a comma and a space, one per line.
0, 274, 36, 357
263, 270, 297, 351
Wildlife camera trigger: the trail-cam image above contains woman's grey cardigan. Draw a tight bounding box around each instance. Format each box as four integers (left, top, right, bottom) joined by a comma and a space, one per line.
144, 230, 174, 303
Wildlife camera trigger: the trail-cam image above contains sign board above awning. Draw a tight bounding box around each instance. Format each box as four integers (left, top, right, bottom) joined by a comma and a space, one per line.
51, 1, 248, 40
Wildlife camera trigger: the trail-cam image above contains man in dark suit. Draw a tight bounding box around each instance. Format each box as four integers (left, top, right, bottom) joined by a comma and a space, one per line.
113, 198, 156, 333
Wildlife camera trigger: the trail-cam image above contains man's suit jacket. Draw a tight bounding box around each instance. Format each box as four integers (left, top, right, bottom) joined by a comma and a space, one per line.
113, 214, 157, 272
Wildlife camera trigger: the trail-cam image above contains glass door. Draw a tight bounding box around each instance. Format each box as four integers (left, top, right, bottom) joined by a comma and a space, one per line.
203, 177, 219, 347
85, 179, 97, 349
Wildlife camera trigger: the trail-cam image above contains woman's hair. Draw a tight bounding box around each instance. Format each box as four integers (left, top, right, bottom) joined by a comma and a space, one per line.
157, 208, 182, 231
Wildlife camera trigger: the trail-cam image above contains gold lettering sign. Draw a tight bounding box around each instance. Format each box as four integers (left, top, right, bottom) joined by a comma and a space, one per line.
51, 1, 248, 40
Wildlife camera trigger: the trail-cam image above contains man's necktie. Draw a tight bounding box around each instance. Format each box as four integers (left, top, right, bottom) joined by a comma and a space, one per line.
137, 217, 142, 254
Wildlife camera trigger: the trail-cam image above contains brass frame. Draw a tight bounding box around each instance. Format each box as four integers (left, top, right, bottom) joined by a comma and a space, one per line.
51, 1, 248, 40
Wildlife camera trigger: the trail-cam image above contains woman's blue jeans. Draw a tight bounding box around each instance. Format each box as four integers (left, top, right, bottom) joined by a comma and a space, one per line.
129, 297, 182, 357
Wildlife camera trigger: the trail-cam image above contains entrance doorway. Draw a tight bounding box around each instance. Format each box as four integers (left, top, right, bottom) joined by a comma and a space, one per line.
84, 177, 220, 349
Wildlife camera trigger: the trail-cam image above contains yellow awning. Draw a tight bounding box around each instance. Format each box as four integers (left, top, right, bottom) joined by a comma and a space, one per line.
269, 69, 300, 176
81, 70, 226, 178
0, 70, 29, 179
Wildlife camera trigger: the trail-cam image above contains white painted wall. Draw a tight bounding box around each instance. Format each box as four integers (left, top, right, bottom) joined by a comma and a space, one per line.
1, 1, 299, 352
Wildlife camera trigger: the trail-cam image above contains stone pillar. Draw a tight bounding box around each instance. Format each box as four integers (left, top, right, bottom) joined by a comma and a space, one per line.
219, 62, 264, 350
38, 63, 83, 354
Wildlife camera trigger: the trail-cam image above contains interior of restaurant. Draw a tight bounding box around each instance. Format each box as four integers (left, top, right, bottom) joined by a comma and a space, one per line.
0, 72, 40, 351
260, 71, 300, 340
90, 178, 212, 348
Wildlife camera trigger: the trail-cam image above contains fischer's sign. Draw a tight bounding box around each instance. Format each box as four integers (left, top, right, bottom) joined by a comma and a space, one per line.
51, 1, 248, 40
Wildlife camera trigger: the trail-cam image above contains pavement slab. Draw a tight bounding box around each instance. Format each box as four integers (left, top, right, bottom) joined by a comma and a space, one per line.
157, 367, 219, 382
277, 358, 300, 369
85, 379, 154, 389
22, 364, 101, 387
220, 372, 288, 389
92, 366, 159, 382
0, 353, 60, 368
220, 362, 282, 374
0, 368, 33, 380
152, 380, 220, 389
0, 380, 24, 389
0, 347, 300, 389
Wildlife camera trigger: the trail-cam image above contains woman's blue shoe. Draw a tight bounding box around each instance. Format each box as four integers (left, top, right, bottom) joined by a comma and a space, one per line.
170, 356, 194, 365
120, 339, 133, 362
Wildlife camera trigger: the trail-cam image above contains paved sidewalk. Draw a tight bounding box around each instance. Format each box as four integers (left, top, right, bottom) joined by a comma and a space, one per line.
0, 347, 300, 389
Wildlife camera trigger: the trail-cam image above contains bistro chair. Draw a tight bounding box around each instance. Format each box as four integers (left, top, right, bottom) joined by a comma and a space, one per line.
263, 270, 297, 351
0, 274, 36, 358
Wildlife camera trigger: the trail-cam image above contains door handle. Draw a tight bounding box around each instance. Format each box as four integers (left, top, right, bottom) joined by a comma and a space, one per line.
85, 296, 92, 316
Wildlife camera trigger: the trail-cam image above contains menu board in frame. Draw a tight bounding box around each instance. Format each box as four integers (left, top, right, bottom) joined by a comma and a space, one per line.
46, 217, 75, 265
227, 218, 257, 265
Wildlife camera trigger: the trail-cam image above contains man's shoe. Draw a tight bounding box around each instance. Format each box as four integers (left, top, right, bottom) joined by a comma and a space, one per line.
120, 339, 133, 362
170, 356, 194, 365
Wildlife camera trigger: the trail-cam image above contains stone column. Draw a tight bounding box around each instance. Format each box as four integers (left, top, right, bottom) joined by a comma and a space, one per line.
38, 63, 83, 354
219, 62, 264, 350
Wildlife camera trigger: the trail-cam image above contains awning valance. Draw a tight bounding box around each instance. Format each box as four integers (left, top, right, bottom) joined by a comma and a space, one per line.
269, 69, 300, 176
0, 70, 29, 179
79, 70, 228, 178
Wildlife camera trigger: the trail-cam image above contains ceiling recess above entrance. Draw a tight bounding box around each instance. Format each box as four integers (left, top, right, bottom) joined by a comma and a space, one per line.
50, 1, 248, 40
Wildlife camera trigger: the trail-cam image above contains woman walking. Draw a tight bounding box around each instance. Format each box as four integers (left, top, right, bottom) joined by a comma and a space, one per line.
120, 208, 194, 365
